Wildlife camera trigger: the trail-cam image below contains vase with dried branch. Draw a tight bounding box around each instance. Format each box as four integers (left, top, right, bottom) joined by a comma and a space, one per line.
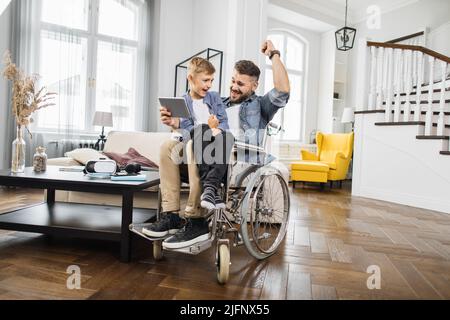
2, 51, 56, 173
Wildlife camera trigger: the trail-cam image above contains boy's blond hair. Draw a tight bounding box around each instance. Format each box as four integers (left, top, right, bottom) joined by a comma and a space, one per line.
187, 57, 216, 76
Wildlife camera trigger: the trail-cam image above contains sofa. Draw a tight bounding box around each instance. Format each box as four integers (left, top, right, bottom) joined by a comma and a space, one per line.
47, 131, 189, 210
48, 130, 291, 210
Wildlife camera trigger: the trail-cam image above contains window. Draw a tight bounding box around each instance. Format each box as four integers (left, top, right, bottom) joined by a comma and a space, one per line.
265, 31, 307, 141
36, 0, 145, 133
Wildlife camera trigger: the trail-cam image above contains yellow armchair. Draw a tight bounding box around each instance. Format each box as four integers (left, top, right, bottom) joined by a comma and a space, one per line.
291, 132, 354, 189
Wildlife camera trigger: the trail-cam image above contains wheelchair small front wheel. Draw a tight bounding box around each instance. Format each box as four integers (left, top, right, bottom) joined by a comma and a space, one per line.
153, 240, 163, 261
240, 167, 290, 260
216, 244, 230, 284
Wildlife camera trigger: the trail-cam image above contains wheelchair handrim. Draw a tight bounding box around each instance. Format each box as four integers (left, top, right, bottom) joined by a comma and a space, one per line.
250, 172, 290, 254
240, 167, 290, 258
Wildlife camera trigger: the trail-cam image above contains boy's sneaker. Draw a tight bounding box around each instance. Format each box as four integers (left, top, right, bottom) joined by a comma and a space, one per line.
163, 218, 210, 249
200, 186, 216, 210
142, 213, 184, 238
215, 194, 226, 209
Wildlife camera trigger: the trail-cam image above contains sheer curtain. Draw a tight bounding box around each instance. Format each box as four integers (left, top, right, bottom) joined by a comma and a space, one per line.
6, 0, 151, 164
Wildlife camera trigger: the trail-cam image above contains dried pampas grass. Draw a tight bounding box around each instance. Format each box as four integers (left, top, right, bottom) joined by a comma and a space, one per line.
2, 50, 56, 138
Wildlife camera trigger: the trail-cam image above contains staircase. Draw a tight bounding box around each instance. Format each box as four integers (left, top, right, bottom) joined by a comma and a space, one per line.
352, 35, 450, 214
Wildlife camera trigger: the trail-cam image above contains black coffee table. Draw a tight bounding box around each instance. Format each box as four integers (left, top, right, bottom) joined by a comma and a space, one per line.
0, 166, 160, 262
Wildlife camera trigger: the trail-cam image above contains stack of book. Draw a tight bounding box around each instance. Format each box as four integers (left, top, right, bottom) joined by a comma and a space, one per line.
111, 174, 147, 182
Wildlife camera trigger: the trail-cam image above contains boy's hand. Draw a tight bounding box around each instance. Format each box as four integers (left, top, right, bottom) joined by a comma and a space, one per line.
160, 106, 179, 129
208, 115, 219, 129
261, 40, 276, 57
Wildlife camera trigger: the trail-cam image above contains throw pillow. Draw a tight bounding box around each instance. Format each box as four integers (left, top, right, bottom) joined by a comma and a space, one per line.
65, 148, 108, 165
103, 148, 159, 169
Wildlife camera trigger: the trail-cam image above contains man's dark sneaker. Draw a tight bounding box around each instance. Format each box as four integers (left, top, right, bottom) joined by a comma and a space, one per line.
142, 213, 184, 238
163, 218, 210, 249
201, 186, 216, 210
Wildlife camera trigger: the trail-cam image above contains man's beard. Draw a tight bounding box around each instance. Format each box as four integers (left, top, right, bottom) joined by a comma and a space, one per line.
230, 88, 253, 104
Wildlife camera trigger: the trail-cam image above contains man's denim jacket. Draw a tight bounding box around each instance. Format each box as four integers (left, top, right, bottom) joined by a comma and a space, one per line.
222, 88, 290, 147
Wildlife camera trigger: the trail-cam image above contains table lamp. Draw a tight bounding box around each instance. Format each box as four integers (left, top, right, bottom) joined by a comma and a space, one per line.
93, 111, 113, 151
341, 107, 355, 131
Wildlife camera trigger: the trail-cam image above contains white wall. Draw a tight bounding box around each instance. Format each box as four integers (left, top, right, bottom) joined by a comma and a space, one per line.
0, 2, 12, 170
153, 0, 194, 132
428, 21, 450, 57
192, 0, 268, 95
268, 18, 321, 142
316, 30, 335, 133
153, 0, 269, 132
353, 113, 450, 214
346, 0, 450, 110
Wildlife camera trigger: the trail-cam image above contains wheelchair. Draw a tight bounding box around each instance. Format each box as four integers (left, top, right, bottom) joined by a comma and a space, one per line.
130, 123, 290, 284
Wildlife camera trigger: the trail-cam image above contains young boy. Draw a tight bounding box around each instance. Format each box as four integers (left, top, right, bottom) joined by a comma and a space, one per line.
180, 58, 235, 210
143, 57, 234, 248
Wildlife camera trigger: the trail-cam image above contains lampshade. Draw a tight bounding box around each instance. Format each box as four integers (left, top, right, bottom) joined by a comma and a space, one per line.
341, 108, 355, 124
93, 111, 113, 127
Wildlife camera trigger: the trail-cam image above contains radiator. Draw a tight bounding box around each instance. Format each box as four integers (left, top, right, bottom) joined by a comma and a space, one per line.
46, 139, 98, 158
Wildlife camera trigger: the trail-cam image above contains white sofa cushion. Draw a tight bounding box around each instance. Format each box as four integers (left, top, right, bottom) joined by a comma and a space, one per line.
65, 148, 107, 165
104, 131, 172, 166
47, 157, 83, 166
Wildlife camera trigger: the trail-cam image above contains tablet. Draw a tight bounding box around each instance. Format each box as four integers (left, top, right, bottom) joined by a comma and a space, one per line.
159, 97, 192, 119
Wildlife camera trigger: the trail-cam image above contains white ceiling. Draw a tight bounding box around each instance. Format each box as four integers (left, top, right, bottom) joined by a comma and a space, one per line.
284, 0, 420, 24
0, 0, 11, 16
268, 3, 336, 33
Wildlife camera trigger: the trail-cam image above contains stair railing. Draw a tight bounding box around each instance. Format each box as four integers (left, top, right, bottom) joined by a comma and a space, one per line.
363, 41, 450, 135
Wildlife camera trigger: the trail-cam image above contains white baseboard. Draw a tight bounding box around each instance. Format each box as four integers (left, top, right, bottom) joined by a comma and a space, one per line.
356, 186, 450, 215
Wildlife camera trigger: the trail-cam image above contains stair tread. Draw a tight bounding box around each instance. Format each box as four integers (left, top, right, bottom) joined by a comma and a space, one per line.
375, 121, 425, 126
396, 88, 450, 96
355, 110, 450, 115
382, 99, 450, 105
355, 110, 385, 114
412, 77, 450, 89
416, 135, 449, 140
375, 121, 450, 128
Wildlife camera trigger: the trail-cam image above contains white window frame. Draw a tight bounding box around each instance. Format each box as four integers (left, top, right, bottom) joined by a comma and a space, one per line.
266, 29, 308, 142
36, 0, 141, 134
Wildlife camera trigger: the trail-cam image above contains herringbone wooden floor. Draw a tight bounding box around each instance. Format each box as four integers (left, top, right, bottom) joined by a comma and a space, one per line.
0, 183, 449, 300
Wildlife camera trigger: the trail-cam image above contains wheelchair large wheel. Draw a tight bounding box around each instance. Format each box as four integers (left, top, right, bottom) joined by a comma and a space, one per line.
240, 167, 290, 260
234, 164, 262, 189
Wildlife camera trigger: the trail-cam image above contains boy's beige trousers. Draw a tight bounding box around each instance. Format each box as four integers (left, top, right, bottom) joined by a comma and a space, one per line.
158, 139, 204, 218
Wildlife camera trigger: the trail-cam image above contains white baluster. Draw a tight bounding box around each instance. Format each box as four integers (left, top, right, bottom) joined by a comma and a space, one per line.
412, 49, 417, 87
376, 47, 384, 110
393, 50, 403, 122
424, 56, 435, 135
368, 46, 377, 110
436, 61, 448, 136
385, 48, 394, 122
403, 50, 413, 121
414, 51, 424, 121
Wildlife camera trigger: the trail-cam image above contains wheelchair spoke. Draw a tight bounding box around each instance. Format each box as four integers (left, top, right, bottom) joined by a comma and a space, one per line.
238, 166, 290, 258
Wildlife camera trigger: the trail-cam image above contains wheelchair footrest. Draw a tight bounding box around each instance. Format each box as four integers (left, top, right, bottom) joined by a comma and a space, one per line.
129, 223, 168, 242
163, 238, 213, 255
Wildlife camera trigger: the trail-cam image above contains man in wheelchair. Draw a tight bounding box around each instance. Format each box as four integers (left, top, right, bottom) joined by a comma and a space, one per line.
143, 40, 290, 250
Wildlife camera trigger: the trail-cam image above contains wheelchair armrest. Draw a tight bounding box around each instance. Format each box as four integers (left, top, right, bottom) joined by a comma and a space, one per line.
233, 141, 266, 154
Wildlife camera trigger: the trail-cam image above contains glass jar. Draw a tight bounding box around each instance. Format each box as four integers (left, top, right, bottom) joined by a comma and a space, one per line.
33, 146, 47, 172
11, 125, 26, 173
